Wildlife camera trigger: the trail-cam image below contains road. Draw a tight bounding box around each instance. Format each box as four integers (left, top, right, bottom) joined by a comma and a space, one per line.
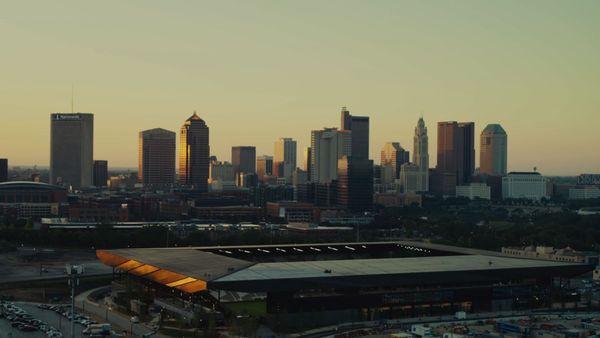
75, 288, 169, 338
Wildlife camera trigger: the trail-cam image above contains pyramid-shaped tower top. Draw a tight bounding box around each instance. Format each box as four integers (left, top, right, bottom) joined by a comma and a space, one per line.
187, 111, 202, 121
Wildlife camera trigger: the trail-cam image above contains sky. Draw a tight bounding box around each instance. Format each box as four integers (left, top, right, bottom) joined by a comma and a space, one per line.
0, 0, 599, 175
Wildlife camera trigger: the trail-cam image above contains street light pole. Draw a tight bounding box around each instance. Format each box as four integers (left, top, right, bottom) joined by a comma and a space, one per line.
66, 264, 84, 338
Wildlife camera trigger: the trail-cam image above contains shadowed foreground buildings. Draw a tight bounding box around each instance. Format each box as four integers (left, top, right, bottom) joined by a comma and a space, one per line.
179, 112, 210, 192
139, 128, 176, 187
50, 113, 94, 189
0, 158, 7, 182
93, 160, 108, 187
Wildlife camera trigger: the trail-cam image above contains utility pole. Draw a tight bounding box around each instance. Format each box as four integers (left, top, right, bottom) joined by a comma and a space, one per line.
66, 264, 84, 338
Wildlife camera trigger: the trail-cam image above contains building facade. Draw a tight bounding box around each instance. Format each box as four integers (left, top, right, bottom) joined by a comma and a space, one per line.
256, 155, 273, 180
341, 107, 369, 160
337, 156, 374, 212
569, 187, 600, 200
436, 121, 475, 187
397, 163, 422, 193
50, 113, 94, 189
480, 124, 507, 176
310, 128, 352, 184
413, 117, 429, 192
502, 172, 548, 200
139, 128, 176, 187
380, 142, 409, 189
179, 112, 210, 192
0, 158, 7, 182
93, 160, 108, 187
456, 183, 491, 200
231, 146, 256, 176
274, 138, 297, 183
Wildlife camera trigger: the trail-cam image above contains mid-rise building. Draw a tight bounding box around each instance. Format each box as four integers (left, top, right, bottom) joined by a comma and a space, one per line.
413, 117, 429, 192
303, 147, 312, 181
397, 163, 422, 193
139, 128, 176, 187
274, 138, 297, 183
179, 112, 210, 192
380, 142, 409, 189
93, 160, 108, 187
502, 172, 548, 200
337, 156, 373, 212
577, 174, 600, 186
256, 155, 273, 180
50, 113, 94, 189
231, 146, 256, 175
480, 124, 507, 176
311, 128, 352, 184
0, 158, 7, 182
209, 161, 235, 183
568, 187, 600, 200
456, 183, 491, 200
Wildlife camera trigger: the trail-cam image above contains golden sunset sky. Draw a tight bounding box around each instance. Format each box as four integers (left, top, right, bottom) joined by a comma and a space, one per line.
1, 1, 598, 175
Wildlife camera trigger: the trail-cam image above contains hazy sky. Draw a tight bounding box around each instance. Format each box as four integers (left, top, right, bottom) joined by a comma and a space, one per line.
1, 1, 599, 175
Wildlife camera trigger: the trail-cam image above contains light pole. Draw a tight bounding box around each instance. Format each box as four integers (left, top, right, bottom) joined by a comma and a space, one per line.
66, 264, 84, 338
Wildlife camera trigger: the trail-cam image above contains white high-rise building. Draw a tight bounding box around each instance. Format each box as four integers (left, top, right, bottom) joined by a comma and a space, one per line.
274, 138, 297, 183
412, 117, 429, 192
380, 142, 409, 190
310, 128, 352, 183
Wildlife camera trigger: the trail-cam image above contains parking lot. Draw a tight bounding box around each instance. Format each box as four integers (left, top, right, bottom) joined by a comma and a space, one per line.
0, 301, 103, 338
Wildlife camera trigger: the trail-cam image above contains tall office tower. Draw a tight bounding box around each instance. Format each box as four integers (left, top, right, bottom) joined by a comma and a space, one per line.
413, 117, 430, 191
232, 146, 256, 175
139, 128, 176, 186
303, 147, 312, 181
337, 156, 374, 212
436, 121, 475, 186
179, 112, 210, 192
311, 128, 352, 184
274, 138, 297, 183
380, 142, 409, 188
50, 113, 94, 189
480, 124, 508, 176
340, 107, 369, 159
256, 155, 273, 179
0, 158, 7, 182
93, 160, 108, 187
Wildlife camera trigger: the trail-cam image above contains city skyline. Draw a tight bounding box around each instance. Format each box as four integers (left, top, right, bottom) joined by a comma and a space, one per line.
1, 1, 600, 175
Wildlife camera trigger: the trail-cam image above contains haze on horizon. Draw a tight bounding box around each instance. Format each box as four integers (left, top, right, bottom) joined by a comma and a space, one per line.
0, 0, 599, 176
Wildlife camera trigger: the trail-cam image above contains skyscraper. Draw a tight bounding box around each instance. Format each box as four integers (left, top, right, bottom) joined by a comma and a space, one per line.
256, 155, 273, 180
0, 159, 7, 183
232, 146, 256, 175
179, 112, 210, 192
480, 124, 508, 176
139, 128, 176, 186
93, 160, 108, 187
274, 138, 297, 183
340, 107, 369, 159
337, 156, 374, 212
413, 117, 429, 192
437, 121, 475, 186
50, 113, 94, 189
380, 142, 409, 187
310, 128, 351, 183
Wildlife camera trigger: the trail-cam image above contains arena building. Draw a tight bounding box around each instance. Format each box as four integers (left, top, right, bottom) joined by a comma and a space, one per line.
97, 241, 593, 331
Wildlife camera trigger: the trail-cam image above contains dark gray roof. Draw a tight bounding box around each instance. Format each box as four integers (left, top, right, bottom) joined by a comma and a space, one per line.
0, 181, 65, 191
482, 124, 506, 134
